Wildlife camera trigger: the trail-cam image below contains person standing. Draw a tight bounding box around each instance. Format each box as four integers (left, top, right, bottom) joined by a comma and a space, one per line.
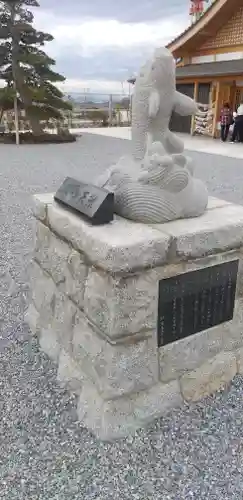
231, 102, 243, 143
220, 102, 232, 142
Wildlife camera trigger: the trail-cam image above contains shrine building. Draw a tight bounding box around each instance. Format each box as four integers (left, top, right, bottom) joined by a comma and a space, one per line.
128, 0, 243, 138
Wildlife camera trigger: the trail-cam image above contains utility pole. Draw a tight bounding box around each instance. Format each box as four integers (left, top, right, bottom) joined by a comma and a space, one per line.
108, 94, 113, 127
10, 3, 20, 145
13, 88, 19, 145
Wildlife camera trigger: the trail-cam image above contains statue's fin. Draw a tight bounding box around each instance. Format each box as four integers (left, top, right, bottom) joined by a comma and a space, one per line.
172, 154, 195, 176
172, 154, 187, 168
162, 129, 184, 155
174, 90, 199, 116
148, 90, 160, 118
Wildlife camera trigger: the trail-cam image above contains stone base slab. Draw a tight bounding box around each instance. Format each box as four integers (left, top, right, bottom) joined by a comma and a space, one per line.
26, 193, 243, 439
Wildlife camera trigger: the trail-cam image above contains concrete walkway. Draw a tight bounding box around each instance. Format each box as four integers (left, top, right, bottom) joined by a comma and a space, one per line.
80, 127, 243, 160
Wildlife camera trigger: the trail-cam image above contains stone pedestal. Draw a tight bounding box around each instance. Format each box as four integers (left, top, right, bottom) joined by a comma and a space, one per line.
26, 193, 243, 440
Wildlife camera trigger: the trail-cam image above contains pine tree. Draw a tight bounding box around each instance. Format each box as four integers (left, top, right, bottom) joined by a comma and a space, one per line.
0, 0, 72, 135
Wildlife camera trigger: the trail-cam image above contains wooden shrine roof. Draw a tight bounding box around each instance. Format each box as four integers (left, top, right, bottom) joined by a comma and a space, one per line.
176, 59, 243, 78
128, 59, 243, 85
167, 0, 242, 57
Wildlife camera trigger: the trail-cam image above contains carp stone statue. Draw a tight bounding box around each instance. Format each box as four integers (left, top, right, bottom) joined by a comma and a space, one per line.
97, 47, 208, 224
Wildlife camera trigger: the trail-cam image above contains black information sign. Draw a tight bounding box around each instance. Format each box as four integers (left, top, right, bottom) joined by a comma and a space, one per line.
54, 177, 114, 225
157, 260, 239, 348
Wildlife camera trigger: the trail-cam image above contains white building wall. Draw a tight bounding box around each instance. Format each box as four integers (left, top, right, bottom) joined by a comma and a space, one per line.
215, 52, 243, 61
191, 55, 215, 63
191, 52, 243, 64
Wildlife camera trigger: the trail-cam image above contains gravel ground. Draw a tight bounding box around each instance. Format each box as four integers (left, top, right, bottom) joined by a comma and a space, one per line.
1, 337, 243, 500
1, 134, 243, 499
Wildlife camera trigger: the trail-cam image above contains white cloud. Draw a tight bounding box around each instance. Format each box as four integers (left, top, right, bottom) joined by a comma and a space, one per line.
32, 10, 189, 92
35, 0, 188, 24
0, 6, 189, 93
34, 11, 188, 57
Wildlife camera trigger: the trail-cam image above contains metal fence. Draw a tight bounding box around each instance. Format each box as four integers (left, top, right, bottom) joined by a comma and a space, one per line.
62, 91, 132, 129
1, 91, 133, 132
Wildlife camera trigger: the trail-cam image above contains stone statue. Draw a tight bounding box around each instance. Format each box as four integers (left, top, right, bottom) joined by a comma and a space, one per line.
97, 47, 208, 224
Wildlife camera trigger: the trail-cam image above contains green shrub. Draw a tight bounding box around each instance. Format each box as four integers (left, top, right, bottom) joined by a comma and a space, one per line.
0, 132, 77, 144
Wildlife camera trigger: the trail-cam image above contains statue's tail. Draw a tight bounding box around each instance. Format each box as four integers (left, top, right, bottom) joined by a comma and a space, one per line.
114, 182, 181, 224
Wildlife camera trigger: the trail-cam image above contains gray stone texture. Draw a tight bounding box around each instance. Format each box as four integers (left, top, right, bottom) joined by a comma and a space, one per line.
236, 346, 243, 374
77, 377, 183, 440
83, 267, 158, 339
180, 352, 237, 402
159, 297, 243, 383
34, 221, 71, 283
156, 204, 243, 258
34, 221, 88, 308
57, 348, 86, 394
39, 325, 60, 363
32, 192, 54, 222
207, 196, 231, 210
72, 310, 159, 399
29, 260, 56, 328
34, 192, 243, 270
46, 200, 171, 273
51, 291, 77, 353
25, 302, 40, 336
27, 191, 243, 439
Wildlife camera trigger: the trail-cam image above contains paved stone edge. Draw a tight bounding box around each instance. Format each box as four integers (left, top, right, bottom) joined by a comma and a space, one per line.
32, 194, 243, 268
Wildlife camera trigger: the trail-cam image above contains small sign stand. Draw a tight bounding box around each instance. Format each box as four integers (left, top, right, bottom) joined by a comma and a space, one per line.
54, 177, 114, 225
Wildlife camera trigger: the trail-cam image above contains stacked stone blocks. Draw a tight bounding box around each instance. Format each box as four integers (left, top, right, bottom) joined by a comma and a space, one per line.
26, 193, 243, 439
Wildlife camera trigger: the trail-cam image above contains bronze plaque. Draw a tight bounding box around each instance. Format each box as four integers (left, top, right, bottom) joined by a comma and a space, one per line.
158, 260, 239, 348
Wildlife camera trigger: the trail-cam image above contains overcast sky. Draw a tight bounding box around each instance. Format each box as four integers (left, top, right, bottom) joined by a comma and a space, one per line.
34, 0, 189, 95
